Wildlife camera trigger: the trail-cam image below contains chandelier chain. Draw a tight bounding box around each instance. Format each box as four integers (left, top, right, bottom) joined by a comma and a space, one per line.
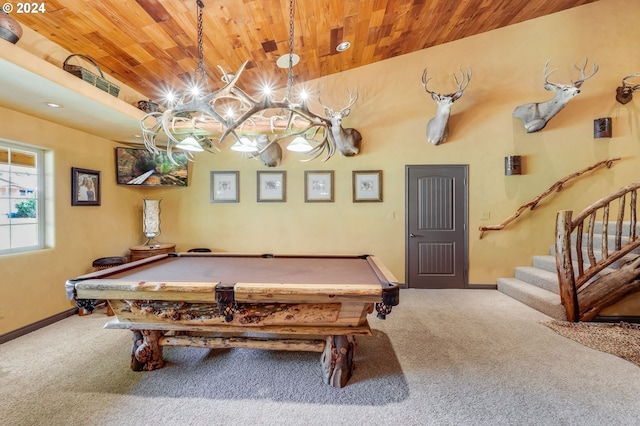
193, 0, 210, 93
286, 0, 295, 100
197, 0, 204, 64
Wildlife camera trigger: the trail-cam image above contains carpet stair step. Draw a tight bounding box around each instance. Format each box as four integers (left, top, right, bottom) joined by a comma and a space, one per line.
572, 233, 632, 248
514, 266, 560, 294
533, 254, 615, 278
496, 277, 566, 320
534, 254, 592, 275
543, 247, 640, 269
532, 255, 559, 273
549, 245, 640, 267
592, 221, 640, 236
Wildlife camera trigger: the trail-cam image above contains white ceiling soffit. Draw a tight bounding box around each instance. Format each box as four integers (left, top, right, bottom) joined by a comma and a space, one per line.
0, 41, 146, 144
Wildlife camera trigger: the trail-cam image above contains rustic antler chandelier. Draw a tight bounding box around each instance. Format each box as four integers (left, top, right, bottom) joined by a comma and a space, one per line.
139, 0, 362, 165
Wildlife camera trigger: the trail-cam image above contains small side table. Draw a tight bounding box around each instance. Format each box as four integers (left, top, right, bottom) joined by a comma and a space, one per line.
129, 243, 176, 262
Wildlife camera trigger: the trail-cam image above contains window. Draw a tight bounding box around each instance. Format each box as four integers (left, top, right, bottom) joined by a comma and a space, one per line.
0, 140, 45, 254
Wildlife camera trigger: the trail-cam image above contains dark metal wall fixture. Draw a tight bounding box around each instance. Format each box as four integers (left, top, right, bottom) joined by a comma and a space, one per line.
594, 117, 612, 139
505, 155, 522, 176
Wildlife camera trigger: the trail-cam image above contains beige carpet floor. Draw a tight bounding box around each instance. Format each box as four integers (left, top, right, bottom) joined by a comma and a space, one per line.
543, 321, 640, 367
2, 289, 640, 426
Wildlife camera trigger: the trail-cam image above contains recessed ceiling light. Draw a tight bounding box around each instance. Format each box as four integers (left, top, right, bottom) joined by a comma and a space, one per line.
45, 102, 62, 108
276, 53, 300, 69
336, 41, 351, 52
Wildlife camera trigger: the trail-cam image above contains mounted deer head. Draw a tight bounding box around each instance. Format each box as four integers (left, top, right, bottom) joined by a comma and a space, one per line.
422, 68, 472, 145
254, 134, 282, 167
513, 58, 599, 133
318, 91, 362, 156
615, 72, 640, 105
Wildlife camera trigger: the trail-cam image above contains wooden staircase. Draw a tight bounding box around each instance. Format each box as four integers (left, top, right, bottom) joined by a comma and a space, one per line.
497, 221, 640, 321
497, 254, 567, 320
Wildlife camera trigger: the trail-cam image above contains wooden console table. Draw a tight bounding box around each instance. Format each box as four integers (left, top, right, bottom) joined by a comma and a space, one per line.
129, 243, 176, 261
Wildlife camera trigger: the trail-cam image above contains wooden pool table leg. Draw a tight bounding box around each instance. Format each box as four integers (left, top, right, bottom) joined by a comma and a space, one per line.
131, 330, 165, 371
321, 335, 355, 388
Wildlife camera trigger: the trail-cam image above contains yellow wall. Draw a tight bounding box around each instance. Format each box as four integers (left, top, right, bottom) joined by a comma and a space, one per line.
1, 0, 639, 334
0, 107, 142, 334
154, 0, 640, 283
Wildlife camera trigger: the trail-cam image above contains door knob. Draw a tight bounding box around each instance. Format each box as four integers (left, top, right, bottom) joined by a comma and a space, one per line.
409, 233, 422, 238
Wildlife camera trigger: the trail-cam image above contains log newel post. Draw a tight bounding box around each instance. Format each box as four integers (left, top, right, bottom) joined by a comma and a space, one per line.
555, 210, 579, 321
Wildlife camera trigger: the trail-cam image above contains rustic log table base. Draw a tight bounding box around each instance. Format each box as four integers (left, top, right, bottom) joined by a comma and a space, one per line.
116, 320, 368, 388
321, 335, 356, 387
131, 329, 165, 371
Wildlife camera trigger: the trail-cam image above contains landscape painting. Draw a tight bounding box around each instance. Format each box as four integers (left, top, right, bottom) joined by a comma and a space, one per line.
116, 147, 188, 186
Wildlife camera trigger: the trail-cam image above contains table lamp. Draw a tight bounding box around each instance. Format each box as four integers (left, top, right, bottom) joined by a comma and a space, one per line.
142, 198, 162, 245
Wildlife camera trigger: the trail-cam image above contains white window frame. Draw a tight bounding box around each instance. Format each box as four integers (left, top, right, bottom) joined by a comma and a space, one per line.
0, 139, 45, 255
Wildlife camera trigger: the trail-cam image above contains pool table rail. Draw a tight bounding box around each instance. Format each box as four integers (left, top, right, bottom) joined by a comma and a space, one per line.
234, 282, 383, 304
73, 280, 219, 302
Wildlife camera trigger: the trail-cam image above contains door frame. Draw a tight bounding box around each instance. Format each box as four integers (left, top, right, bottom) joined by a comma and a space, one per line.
405, 164, 469, 289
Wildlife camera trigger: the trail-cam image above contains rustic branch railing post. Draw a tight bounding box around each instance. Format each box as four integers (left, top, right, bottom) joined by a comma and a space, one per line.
615, 195, 626, 251
602, 203, 609, 260
555, 210, 579, 321
555, 182, 640, 321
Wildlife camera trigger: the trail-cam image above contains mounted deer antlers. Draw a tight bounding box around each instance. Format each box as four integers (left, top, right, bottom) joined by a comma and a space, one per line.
513, 58, 599, 133
422, 67, 472, 145
318, 90, 362, 156
615, 72, 640, 104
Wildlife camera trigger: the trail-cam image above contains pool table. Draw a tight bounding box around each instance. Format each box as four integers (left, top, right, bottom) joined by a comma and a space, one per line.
65, 253, 400, 387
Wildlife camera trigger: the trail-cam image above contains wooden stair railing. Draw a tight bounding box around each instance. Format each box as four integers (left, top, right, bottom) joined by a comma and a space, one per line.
555, 182, 640, 322
479, 158, 620, 239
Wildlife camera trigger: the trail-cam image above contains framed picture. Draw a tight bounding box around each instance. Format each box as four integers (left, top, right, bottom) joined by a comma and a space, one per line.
257, 171, 286, 202
353, 170, 383, 202
210, 171, 239, 203
115, 147, 188, 186
305, 170, 334, 202
71, 167, 101, 206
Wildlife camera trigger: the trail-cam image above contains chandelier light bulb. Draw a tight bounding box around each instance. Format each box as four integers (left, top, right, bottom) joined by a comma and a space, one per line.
261, 85, 273, 97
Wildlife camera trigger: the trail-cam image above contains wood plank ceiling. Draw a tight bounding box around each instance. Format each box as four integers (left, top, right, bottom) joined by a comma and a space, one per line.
14, 0, 599, 102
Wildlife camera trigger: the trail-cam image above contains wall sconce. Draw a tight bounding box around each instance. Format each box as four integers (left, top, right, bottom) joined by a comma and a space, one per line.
505, 155, 522, 176
594, 117, 612, 138
142, 198, 162, 245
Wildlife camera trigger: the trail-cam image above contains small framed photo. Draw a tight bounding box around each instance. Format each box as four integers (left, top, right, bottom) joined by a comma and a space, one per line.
353, 170, 383, 202
305, 170, 334, 202
257, 171, 286, 202
210, 171, 239, 203
71, 167, 101, 206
